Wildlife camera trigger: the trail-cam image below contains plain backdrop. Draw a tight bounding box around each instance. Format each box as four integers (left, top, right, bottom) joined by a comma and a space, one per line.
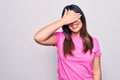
0, 0, 120, 80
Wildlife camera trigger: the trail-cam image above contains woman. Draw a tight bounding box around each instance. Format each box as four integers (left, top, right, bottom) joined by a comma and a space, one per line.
34, 4, 102, 80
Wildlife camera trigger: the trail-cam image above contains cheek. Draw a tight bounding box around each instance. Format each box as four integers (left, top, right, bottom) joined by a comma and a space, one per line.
68, 26, 72, 31
79, 21, 83, 28
79, 23, 83, 28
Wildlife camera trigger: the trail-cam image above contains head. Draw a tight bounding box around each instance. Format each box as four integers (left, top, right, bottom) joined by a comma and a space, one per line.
62, 4, 87, 36
61, 4, 93, 57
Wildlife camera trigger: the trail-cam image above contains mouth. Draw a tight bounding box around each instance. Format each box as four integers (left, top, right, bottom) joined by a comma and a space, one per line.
70, 24, 79, 28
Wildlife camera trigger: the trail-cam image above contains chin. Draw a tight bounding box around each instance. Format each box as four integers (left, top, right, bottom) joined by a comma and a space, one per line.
71, 30, 80, 33
70, 28, 81, 33
69, 26, 82, 33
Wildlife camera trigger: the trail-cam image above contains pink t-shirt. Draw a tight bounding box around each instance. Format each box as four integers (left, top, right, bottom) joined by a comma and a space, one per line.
54, 32, 101, 80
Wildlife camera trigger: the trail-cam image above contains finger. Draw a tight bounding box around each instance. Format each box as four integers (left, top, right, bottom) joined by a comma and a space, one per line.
77, 13, 82, 18
79, 14, 82, 17
64, 9, 68, 15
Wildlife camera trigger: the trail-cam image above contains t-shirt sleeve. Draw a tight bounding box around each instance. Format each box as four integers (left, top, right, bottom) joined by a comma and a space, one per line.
54, 32, 61, 47
94, 38, 102, 56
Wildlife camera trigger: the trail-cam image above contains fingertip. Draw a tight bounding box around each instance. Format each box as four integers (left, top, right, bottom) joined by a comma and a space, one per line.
80, 14, 82, 17
64, 9, 68, 15
65, 9, 67, 11
77, 13, 82, 17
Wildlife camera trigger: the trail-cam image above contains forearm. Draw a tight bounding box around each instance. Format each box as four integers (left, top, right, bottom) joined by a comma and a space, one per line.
94, 71, 102, 80
34, 10, 80, 42
34, 19, 64, 41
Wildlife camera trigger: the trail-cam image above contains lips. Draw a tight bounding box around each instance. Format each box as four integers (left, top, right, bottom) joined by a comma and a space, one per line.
71, 24, 79, 28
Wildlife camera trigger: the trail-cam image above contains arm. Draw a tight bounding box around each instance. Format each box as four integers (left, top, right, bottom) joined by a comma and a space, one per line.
34, 19, 64, 46
93, 56, 102, 80
34, 10, 81, 46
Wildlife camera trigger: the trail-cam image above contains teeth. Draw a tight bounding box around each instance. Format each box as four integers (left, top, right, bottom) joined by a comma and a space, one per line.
72, 24, 78, 28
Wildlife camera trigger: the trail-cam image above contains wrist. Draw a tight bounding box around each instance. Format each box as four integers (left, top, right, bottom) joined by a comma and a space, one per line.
59, 18, 66, 26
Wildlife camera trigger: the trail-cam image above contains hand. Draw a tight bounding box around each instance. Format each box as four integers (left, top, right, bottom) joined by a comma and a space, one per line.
61, 9, 81, 25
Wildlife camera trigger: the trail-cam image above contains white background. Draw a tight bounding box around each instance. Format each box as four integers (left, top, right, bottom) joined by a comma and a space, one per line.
0, 0, 120, 80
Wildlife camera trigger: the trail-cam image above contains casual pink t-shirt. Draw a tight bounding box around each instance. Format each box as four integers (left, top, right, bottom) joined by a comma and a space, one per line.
54, 32, 101, 80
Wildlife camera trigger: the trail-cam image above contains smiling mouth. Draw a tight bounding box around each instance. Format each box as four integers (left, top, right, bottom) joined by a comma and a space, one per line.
71, 24, 79, 28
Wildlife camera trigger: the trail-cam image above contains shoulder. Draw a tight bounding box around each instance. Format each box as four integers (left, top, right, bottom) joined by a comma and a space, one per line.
91, 36, 102, 56
54, 31, 65, 42
54, 32, 65, 46
92, 36, 100, 45
91, 36, 101, 50
54, 31, 65, 37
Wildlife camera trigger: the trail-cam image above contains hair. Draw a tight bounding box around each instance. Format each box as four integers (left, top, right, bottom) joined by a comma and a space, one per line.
61, 4, 93, 57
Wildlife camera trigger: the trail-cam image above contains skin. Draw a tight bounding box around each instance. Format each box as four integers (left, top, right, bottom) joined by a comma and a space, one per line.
68, 19, 82, 36
34, 10, 102, 80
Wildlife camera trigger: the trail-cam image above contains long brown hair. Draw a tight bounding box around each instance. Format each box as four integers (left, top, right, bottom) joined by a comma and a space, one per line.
62, 4, 93, 57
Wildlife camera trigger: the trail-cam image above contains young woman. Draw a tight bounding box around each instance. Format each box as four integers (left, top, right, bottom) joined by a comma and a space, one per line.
34, 4, 102, 80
